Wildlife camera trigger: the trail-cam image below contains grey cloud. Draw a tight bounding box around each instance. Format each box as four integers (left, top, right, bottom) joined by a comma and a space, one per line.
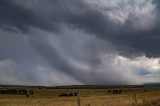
0, 0, 57, 33
10, 0, 160, 57
0, 59, 35, 85
1, 0, 160, 85
0, 26, 131, 85
28, 27, 129, 85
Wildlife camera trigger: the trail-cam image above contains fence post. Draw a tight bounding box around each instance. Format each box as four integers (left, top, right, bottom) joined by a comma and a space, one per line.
133, 90, 137, 105
77, 91, 81, 106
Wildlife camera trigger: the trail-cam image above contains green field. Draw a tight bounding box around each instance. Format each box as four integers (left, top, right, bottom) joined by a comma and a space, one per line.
0, 86, 160, 106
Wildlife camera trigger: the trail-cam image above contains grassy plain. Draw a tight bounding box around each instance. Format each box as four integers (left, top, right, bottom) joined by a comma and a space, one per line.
0, 86, 160, 106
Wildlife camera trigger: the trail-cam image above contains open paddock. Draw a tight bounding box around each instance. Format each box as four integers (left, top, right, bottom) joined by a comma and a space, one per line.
0, 87, 160, 106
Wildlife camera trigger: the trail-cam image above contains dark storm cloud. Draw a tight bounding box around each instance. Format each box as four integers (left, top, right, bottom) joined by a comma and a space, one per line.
1, 0, 115, 36
66, 0, 160, 58
5, 0, 160, 58
1, 0, 160, 85
0, 0, 57, 33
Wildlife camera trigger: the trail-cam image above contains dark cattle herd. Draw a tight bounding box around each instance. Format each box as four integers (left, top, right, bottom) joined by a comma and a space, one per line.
59, 92, 78, 97
108, 89, 123, 94
0, 88, 147, 98
58, 89, 123, 97
0, 88, 33, 96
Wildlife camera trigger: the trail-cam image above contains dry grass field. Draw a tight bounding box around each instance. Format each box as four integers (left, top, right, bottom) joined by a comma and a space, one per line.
0, 87, 160, 106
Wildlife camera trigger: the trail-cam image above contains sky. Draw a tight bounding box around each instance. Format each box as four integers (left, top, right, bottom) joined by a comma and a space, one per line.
0, 0, 160, 86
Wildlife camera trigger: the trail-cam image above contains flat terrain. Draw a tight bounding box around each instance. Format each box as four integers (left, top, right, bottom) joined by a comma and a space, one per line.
0, 86, 160, 106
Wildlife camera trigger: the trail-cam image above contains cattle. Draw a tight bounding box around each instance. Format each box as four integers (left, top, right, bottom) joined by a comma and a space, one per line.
30, 90, 34, 95
108, 90, 111, 93
74, 93, 77, 96
17, 89, 27, 95
59, 92, 78, 97
0, 90, 7, 94
144, 89, 147, 92
108, 89, 123, 94
59, 93, 68, 97
0, 89, 34, 96
69, 93, 73, 96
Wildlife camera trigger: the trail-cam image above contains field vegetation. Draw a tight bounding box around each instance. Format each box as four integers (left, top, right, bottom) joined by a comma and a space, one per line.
0, 86, 160, 106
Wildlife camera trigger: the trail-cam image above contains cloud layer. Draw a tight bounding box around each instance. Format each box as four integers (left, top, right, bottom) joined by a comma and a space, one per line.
0, 0, 160, 85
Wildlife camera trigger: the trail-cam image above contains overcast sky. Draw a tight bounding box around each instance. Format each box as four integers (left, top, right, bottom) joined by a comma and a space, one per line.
0, 0, 160, 86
